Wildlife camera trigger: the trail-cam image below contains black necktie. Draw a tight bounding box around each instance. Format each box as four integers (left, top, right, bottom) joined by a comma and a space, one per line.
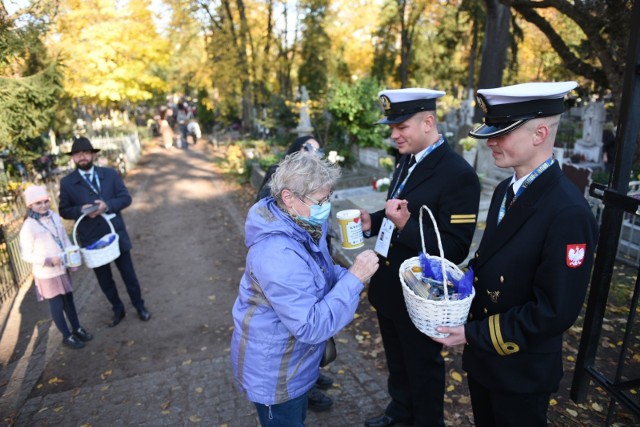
505, 183, 515, 209
398, 155, 416, 184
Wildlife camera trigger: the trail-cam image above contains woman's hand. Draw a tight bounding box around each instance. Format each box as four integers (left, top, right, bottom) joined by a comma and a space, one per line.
348, 249, 379, 283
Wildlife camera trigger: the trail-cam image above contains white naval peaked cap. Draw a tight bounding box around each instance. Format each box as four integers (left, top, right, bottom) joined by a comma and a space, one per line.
469, 81, 578, 139
376, 88, 446, 125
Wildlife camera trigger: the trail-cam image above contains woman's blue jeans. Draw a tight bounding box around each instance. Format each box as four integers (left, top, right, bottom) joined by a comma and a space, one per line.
254, 392, 308, 427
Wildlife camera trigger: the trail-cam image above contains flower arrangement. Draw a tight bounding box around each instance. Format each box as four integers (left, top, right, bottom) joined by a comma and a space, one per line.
379, 156, 395, 173
459, 136, 477, 152
375, 177, 391, 192
328, 150, 345, 164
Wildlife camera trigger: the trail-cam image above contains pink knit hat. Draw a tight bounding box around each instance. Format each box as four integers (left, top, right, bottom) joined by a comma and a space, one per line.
24, 185, 50, 206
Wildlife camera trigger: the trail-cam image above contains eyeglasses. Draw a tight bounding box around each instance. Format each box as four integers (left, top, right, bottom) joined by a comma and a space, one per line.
298, 191, 333, 207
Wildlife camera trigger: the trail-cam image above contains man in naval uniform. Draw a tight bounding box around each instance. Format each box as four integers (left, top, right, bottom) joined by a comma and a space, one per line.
359, 88, 481, 427
434, 81, 599, 426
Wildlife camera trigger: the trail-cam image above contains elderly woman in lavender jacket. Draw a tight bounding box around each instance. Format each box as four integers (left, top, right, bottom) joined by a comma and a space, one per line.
231, 152, 379, 426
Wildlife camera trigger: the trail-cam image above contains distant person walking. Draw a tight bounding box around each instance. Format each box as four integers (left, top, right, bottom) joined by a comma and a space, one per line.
160, 111, 175, 149
19, 185, 93, 350
59, 137, 151, 327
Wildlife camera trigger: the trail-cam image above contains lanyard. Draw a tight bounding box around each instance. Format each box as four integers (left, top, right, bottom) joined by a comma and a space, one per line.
390, 135, 445, 199
497, 157, 555, 224
83, 171, 100, 193
36, 216, 64, 250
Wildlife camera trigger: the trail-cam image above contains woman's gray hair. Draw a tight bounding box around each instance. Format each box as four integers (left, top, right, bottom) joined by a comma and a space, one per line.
270, 151, 341, 199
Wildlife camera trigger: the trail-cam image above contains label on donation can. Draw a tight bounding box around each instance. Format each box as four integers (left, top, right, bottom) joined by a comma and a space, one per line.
336, 209, 364, 250
62, 245, 82, 267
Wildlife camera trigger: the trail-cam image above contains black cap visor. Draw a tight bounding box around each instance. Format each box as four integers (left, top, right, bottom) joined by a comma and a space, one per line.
468, 120, 527, 139
376, 112, 417, 125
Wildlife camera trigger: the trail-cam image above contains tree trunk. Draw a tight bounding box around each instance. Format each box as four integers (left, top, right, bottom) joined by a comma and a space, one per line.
474, 0, 511, 122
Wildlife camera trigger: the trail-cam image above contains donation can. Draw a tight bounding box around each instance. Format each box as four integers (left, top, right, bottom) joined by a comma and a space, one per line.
336, 209, 364, 249
62, 245, 82, 267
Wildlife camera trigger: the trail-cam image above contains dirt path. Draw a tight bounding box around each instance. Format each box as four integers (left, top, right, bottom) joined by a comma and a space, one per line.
29, 141, 250, 398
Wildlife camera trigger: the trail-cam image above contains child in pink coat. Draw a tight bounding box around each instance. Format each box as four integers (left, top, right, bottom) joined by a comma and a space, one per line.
19, 185, 93, 349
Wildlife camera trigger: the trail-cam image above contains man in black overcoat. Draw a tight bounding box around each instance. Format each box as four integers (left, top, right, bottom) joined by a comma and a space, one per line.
434, 82, 599, 426
360, 88, 481, 427
59, 137, 151, 327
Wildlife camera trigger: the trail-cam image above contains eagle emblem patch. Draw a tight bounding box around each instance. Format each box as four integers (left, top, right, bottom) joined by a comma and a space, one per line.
566, 244, 586, 268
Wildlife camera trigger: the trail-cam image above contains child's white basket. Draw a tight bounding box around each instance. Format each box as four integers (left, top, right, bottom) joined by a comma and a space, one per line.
73, 213, 120, 268
399, 205, 475, 338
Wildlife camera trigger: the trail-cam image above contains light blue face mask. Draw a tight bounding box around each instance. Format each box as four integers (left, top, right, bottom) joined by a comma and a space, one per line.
298, 202, 332, 226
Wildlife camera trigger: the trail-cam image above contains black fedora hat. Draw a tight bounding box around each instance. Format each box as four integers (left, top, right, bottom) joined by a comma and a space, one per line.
65, 137, 101, 155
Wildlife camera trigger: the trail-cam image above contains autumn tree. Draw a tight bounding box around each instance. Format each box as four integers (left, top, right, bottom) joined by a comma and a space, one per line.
298, 0, 331, 100
51, 0, 169, 106
500, 0, 632, 119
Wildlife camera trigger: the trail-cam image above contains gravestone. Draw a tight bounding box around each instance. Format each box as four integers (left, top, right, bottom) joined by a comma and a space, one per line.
295, 86, 314, 137
572, 101, 605, 163
459, 89, 474, 127
562, 163, 593, 197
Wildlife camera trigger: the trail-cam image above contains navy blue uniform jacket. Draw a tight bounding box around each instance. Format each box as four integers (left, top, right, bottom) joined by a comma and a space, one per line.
59, 167, 133, 252
463, 162, 599, 393
368, 141, 481, 319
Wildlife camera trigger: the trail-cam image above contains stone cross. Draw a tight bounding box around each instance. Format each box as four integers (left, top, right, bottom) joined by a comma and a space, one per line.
295, 86, 314, 137
572, 101, 606, 163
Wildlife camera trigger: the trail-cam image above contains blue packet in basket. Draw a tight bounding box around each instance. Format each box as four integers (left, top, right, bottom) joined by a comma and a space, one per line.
456, 267, 474, 299
419, 252, 474, 299
86, 234, 116, 250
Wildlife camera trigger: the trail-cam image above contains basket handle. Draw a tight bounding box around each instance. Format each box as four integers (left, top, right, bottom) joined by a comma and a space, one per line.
72, 213, 117, 248
419, 205, 449, 299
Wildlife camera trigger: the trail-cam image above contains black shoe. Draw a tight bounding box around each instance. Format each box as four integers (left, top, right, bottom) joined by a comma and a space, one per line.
73, 327, 93, 342
308, 387, 333, 412
62, 335, 85, 349
315, 373, 334, 390
109, 310, 126, 327
364, 414, 413, 427
137, 307, 151, 321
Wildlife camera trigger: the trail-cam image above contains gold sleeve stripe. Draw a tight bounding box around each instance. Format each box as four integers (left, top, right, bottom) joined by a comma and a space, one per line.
451, 214, 476, 224
488, 314, 520, 356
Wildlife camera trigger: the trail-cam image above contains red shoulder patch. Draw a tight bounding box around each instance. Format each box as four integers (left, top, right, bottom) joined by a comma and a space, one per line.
566, 244, 586, 268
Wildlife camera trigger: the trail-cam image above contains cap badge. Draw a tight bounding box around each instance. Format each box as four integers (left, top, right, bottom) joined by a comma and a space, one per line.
380, 95, 391, 111
476, 94, 488, 114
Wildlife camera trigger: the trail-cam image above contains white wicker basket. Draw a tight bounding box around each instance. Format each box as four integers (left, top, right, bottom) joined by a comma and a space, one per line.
73, 213, 121, 268
399, 205, 475, 338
